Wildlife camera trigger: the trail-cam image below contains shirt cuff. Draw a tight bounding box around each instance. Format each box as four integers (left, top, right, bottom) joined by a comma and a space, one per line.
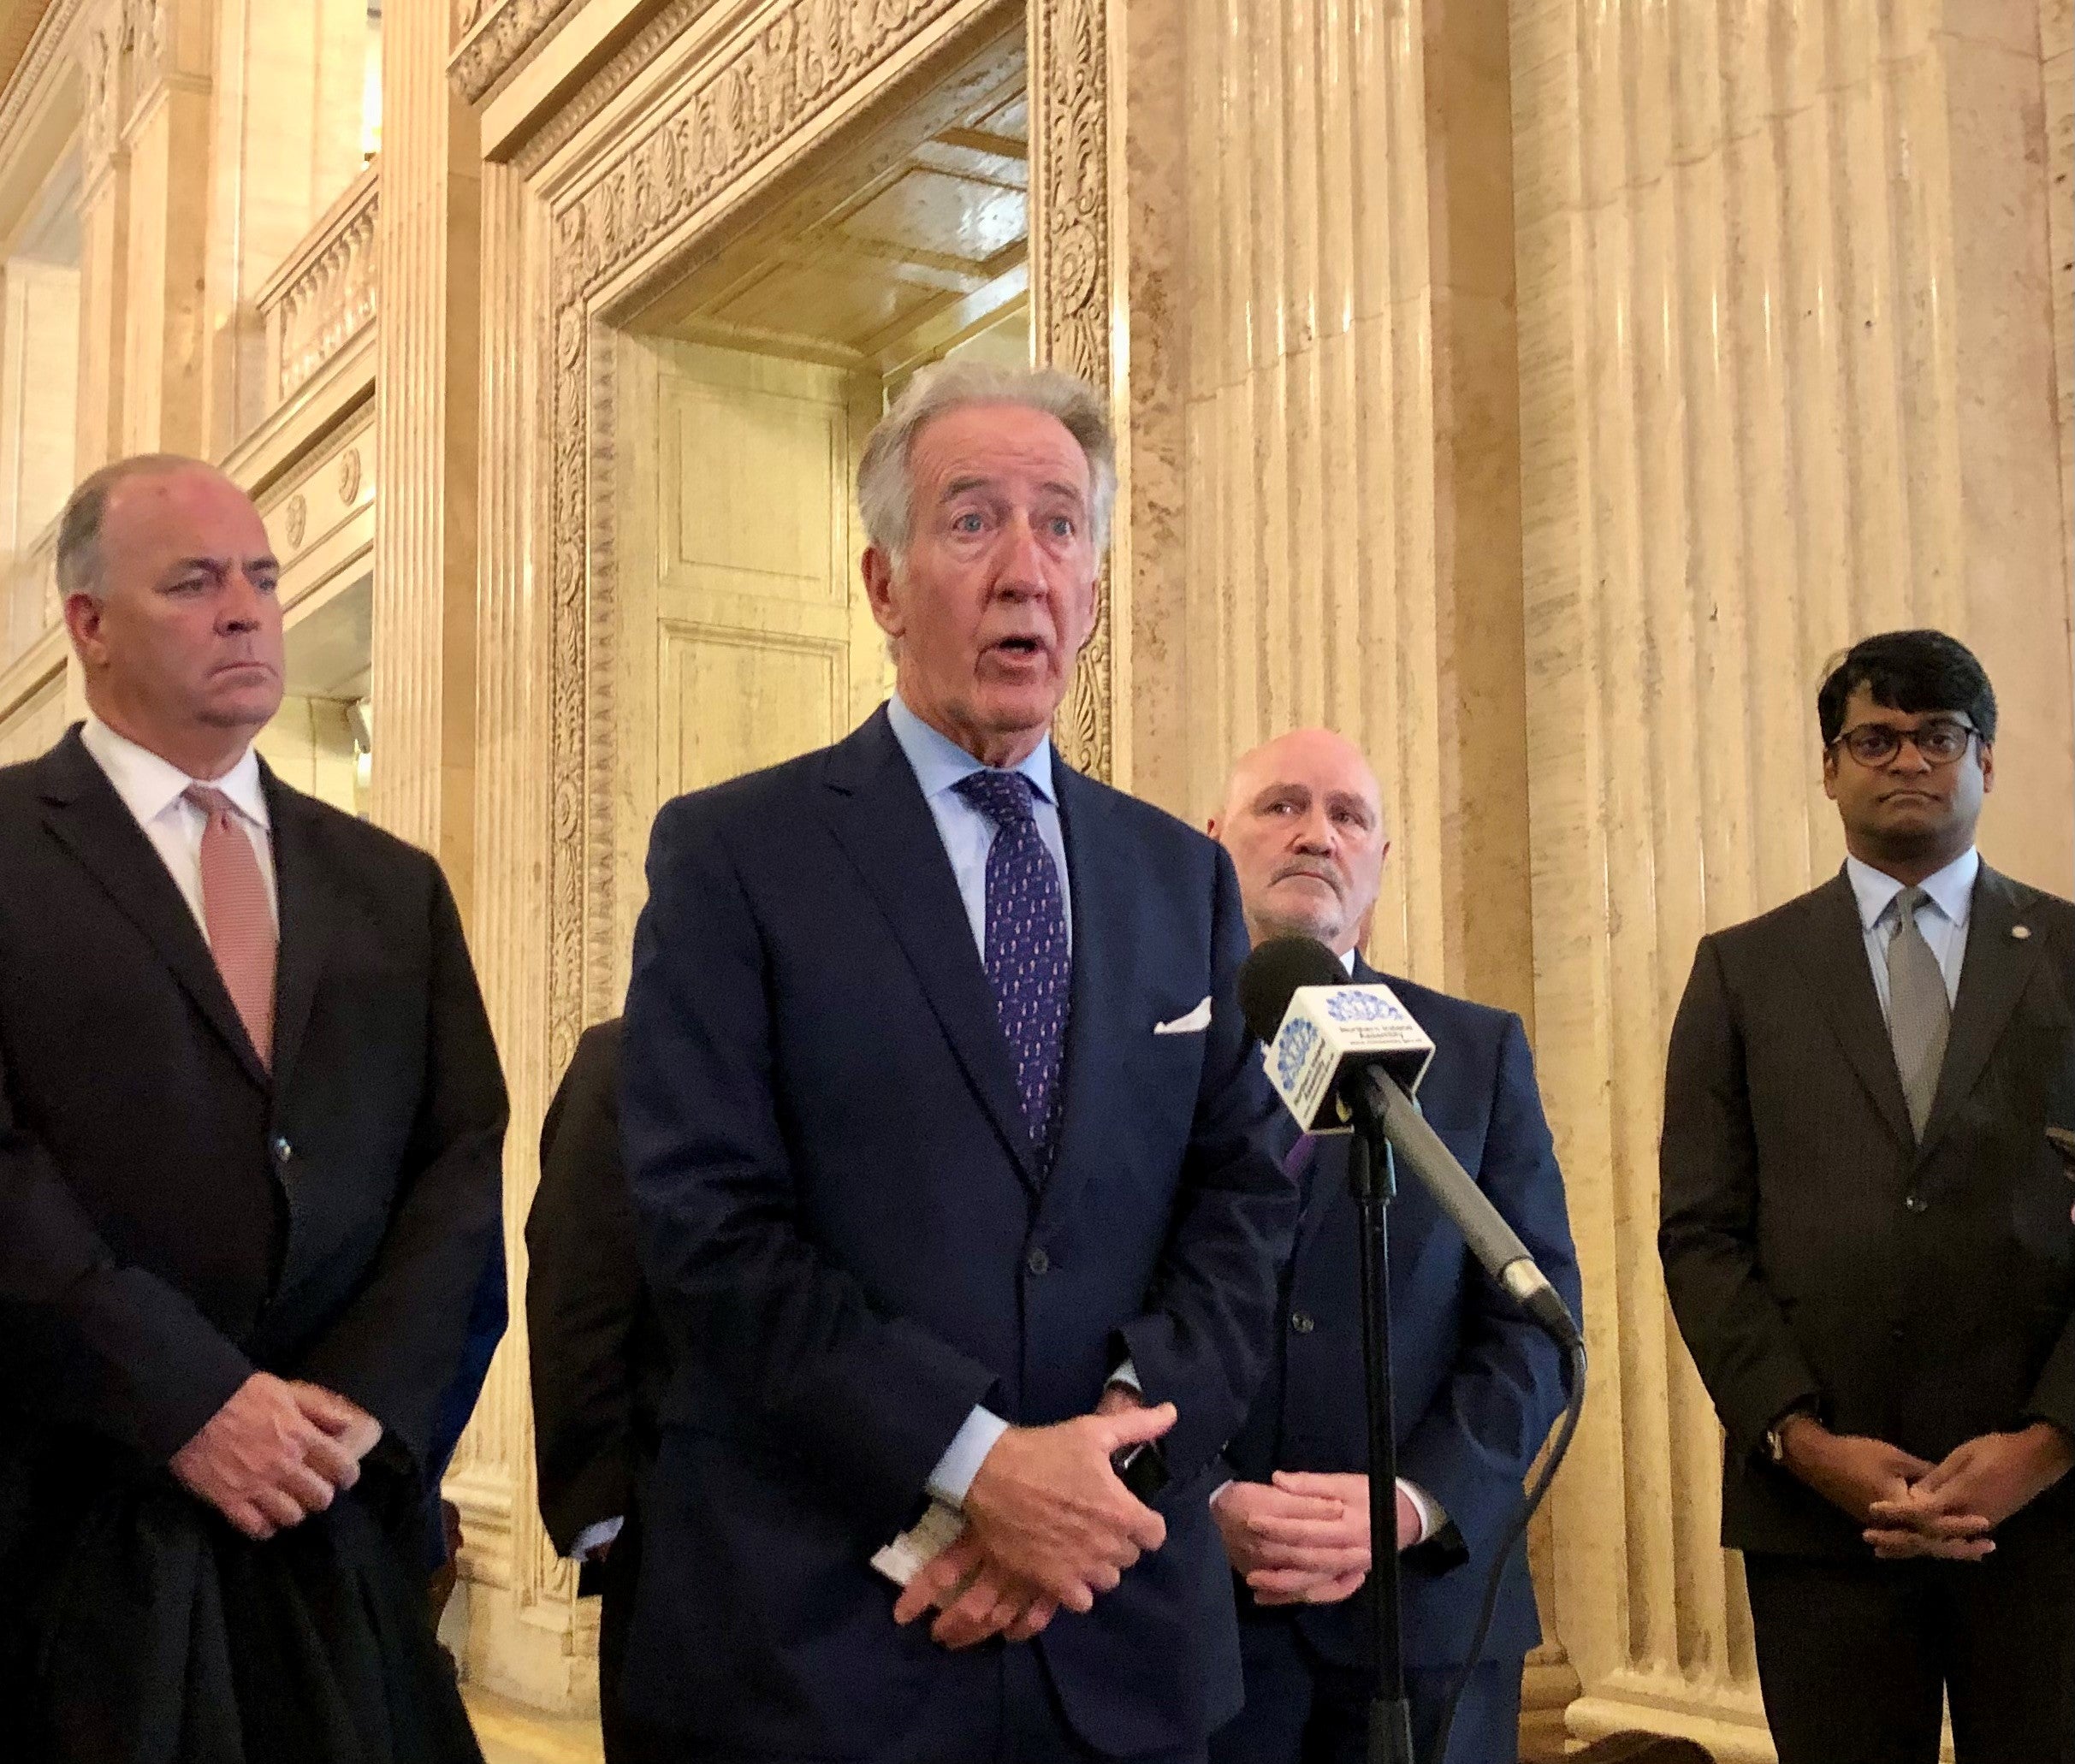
570, 1515, 625, 1562
1397, 1478, 1444, 1545
1106, 1359, 1142, 1395
926, 1406, 1011, 1508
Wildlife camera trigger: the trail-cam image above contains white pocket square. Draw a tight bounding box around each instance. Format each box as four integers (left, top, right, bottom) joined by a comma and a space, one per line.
1153, 997, 1212, 1035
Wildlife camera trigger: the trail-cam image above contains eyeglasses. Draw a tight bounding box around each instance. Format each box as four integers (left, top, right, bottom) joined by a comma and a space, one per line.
1830, 719, 1980, 767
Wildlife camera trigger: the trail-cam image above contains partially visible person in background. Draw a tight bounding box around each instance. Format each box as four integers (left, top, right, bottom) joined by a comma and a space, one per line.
1206, 729, 1580, 1764
527, 1018, 673, 1762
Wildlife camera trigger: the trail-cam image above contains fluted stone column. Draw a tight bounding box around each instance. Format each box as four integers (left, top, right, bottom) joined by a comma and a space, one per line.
369, 0, 480, 896
1111, 0, 1566, 1740
1118, 0, 1533, 1018
75, 0, 216, 468
1512, 2, 2072, 1753
117, 0, 212, 456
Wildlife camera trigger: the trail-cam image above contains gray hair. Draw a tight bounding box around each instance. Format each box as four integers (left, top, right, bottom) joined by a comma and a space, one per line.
857, 361, 1117, 561
56, 453, 214, 600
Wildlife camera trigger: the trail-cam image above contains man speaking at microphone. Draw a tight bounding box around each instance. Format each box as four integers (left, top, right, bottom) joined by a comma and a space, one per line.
1205, 730, 1580, 1764
620, 363, 1296, 1764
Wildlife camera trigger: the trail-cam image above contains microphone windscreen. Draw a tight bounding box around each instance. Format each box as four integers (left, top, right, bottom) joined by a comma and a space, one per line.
1236, 935, 1346, 1043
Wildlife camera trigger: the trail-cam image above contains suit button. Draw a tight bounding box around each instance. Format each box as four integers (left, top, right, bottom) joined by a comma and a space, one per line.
1890, 1325, 1906, 1343
1903, 1192, 1928, 1213
271, 1135, 293, 1164
1290, 1311, 1315, 1334
1025, 1246, 1050, 1276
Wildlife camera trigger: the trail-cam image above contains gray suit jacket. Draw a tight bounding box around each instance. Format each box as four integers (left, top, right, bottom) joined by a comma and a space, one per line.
1659, 863, 2075, 1557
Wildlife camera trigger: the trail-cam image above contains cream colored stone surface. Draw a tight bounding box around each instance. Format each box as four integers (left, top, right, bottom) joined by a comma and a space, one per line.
0, 0, 2070, 1747
371, 0, 480, 900
202, 0, 371, 454
1512, 0, 2071, 1754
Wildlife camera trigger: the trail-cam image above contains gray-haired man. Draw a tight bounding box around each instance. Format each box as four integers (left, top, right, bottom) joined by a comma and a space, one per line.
618, 364, 1297, 1761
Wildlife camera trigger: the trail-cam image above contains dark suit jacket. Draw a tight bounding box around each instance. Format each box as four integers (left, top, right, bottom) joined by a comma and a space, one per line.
0, 726, 507, 1741
525, 1017, 669, 1591
620, 707, 1298, 1760
1660, 863, 2075, 1557
1225, 962, 1580, 1672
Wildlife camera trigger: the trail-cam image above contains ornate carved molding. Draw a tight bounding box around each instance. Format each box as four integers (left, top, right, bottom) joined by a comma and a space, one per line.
79, 22, 116, 164
1029, 0, 1113, 780
541, 0, 981, 1070
0, 0, 88, 157
256, 165, 381, 409
508, 0, 716, 177
450, 0, 584, 104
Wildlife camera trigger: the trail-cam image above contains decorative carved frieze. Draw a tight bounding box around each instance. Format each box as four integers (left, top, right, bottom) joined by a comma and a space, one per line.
507, 0, 716, 176
450, 0, 584, 104
1029, 0, 1112, 781
256, 165, 381, 409
79, 24, 117, 165
0, 0, 94, 164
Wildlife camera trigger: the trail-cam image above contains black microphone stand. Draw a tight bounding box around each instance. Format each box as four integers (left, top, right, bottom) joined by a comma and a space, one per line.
1345, 1083, 1416, 1764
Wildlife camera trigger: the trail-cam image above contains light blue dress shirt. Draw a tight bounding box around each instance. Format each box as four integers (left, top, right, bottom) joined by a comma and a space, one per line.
885, 693, 1078, 1507
884, 691, 1072, 950
1845, 846, 1977, 1022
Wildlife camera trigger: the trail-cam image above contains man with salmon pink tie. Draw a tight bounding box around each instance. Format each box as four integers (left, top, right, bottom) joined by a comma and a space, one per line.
0, 454, 507, 1762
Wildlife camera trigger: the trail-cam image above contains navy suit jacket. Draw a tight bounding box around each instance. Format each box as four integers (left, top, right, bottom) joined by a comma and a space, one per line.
1225, 962, 1580, 1672
620, 707, 1298, 1758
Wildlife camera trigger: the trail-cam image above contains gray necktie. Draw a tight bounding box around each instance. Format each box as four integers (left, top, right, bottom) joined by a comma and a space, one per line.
1887, 885, 1950, 1139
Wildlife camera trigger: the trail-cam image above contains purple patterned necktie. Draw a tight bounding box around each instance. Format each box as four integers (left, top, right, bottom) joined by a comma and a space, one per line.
954, 769, 1070, 1154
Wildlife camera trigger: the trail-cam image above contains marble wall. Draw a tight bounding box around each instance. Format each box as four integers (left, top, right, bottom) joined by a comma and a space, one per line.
0, 0, 2068, 1753
1512, 0, 2072, 1752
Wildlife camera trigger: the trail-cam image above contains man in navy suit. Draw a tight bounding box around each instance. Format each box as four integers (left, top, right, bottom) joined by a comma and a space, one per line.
1205, 730, 1580, 1764
620, 362, 1298, 1763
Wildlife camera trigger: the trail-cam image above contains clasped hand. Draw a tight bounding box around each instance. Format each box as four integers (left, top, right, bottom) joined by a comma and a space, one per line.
169, 1371, 385, 1541
1211, 1470, 1420, 1607
1782, 1417, 2075, 1562
892, 1395, 1174, 1649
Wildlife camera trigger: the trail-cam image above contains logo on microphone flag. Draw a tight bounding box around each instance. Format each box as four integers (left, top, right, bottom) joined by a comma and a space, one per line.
1262, 983, 1437, 1133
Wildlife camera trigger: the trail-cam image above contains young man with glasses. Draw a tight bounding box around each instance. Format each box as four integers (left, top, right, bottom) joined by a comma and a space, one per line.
1660, 629, 2075, 1764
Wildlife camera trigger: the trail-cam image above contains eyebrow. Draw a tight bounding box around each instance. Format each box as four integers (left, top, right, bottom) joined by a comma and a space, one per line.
1325, 790, 1377, 822
940, 475, 1088, 510
166, 553, 280, 574
1247, 782, 1378, 821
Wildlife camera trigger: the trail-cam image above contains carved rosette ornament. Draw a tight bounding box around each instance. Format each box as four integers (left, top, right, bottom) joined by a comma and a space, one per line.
282, 494, 308, 551
1029, 0, 1114, 783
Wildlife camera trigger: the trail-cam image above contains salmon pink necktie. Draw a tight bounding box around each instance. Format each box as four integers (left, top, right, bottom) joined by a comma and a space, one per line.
184, 784, 276, 1068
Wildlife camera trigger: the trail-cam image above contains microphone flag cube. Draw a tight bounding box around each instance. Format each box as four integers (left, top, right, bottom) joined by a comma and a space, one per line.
1263, 982, 1436, 1133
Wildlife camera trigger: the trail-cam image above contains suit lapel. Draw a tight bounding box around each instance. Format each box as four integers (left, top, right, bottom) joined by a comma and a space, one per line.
820, 711, 1041, 1195
1792, 871, 1914, 1151
263, 767, 337, 1096
1033, 765, 1129, 1226
35, 729, 270, 1091
1913, 866, 2040, 1165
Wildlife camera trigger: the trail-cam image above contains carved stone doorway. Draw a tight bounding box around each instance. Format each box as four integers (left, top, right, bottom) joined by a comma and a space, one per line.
451, 0, 1118, 1708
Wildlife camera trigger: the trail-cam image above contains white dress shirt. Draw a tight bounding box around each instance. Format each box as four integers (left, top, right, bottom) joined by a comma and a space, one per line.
1845, 846, 1977, 1021
78, 716, 277, 934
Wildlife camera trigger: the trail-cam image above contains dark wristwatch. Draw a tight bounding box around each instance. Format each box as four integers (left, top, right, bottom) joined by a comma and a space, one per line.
1112, 1438, 1171, 1502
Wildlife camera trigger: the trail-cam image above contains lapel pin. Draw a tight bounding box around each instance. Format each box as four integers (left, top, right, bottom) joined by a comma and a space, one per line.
2013, 925, 2031, 940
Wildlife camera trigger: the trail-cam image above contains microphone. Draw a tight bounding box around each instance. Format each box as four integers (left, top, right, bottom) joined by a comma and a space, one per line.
1238, 937, 1583, 1353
